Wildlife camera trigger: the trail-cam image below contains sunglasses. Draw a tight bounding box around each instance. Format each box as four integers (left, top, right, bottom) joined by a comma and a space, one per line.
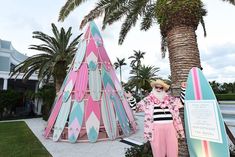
155, 86, 163, 90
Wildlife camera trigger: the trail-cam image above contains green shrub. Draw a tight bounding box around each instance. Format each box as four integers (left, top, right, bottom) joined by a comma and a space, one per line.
37, 84, 56, 121
0, 90, 23, 118
125, 142, 153, 157
215, 94, 235, 101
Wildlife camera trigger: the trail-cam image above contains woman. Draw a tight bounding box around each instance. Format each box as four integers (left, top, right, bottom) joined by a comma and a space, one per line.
125, 91, 137, 111
137, 79, 185, 157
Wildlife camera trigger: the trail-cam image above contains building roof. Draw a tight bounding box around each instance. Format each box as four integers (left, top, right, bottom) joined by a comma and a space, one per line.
0, 39, 38, 80
0, 39, 28, 62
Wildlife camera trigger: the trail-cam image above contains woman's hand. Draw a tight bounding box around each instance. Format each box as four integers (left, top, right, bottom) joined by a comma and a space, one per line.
124, 91, 132, 98
181, 82, 187, 88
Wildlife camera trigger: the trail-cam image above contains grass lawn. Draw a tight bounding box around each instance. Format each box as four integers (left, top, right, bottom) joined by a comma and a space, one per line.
0, 121, 51, 157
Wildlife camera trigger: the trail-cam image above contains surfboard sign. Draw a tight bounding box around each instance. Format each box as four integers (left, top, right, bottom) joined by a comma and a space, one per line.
184, 67, 229, 157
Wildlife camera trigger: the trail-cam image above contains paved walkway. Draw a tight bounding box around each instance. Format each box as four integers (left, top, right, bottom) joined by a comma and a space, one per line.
2, 108, 235, 157
24, 113, 145, 157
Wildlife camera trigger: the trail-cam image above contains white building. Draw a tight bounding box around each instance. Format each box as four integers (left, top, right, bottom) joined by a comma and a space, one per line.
0, 39, 42, 115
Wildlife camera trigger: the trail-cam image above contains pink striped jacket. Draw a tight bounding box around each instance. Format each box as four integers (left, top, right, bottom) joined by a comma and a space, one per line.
137, 93, 185, 141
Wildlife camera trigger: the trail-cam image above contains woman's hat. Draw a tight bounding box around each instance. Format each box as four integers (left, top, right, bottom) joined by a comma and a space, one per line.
150, 79, 170, 91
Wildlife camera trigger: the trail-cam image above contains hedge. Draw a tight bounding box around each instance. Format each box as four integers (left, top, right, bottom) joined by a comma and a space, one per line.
215, 94, 235, 101
0, 90, 23, 118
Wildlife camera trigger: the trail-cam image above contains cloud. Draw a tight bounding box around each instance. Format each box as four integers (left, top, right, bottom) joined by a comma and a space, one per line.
201, 43, 235, 83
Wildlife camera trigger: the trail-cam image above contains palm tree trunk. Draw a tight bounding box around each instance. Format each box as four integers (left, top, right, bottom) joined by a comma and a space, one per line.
55, 77, 64, 93
178, 108, 190, 157
167, 26, 201, 157
167, 26, 201, 96
54, 61, 67, 93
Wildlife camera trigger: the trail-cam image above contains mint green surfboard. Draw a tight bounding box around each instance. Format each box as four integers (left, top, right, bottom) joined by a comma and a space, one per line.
184, 67, 229, 157
53, 95, 72, 141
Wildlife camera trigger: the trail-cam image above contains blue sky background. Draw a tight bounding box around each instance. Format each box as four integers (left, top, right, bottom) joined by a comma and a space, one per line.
0, 0, 235, 83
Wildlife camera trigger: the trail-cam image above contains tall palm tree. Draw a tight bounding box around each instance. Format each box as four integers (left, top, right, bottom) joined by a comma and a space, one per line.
11, 23, 82, 92
128, 50, 145, 69
128, 65, 159, 93
128, 50, 145, 94
113, 57, 127, 82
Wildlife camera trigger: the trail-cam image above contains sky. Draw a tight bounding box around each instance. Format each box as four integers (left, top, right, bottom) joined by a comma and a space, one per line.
0, 0, 235, 83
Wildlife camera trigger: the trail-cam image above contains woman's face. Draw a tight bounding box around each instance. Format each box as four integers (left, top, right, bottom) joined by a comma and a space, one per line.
154, 85, 164, 93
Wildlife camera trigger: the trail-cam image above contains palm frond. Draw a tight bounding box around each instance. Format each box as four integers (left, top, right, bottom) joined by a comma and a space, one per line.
140, 4, 156, 31
200, 7, 207, 37
80, 0, 111, 28
222, 0, 235, 5
118, 13, 138, 44
102, 2, 129, 28
118, 0, 148, 44
51, 23, 60, 41
68, 33, 83, 49
161, 36, 167, 58
59, 0, 89, 22
101, 0, 128, 29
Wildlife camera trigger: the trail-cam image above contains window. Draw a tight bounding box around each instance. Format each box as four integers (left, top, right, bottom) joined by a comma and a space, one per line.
10, 63, 15, 72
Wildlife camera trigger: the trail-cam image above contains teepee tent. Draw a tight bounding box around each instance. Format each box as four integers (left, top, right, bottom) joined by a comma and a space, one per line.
44, 21, 136, 143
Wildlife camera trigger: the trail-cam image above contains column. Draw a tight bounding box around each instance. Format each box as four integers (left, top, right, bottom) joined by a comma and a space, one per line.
3, 78, 8, 90
34, 81, 41, 115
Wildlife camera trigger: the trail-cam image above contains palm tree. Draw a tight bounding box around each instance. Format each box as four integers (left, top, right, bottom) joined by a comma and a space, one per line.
221, 82, 235, 93
128, 50, 145, 94
11, 23, 82, 92
128, 50, 145, 69
128, 65, 159, 94
209, 81, 221, 94
113, 57, 127, 82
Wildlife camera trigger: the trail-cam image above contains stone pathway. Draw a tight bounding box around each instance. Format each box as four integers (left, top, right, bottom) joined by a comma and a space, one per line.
24, 113, 145, 157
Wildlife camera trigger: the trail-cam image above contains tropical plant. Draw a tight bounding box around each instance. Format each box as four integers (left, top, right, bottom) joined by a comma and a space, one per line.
128, 50, 146, 94
128, 50, 146, 69
209, 81, 222, 94
164, 75, 172, 85
36, 84, 56, 121
128, 65, 159, 95
113, 57, 127, 82
125, 142, 153, 157
11, 23, 82, 92
221, 82, 235, 93
0, 90, 23, 119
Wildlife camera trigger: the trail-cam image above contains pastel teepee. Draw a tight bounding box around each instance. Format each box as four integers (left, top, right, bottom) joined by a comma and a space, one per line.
44, 21, 136, 143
